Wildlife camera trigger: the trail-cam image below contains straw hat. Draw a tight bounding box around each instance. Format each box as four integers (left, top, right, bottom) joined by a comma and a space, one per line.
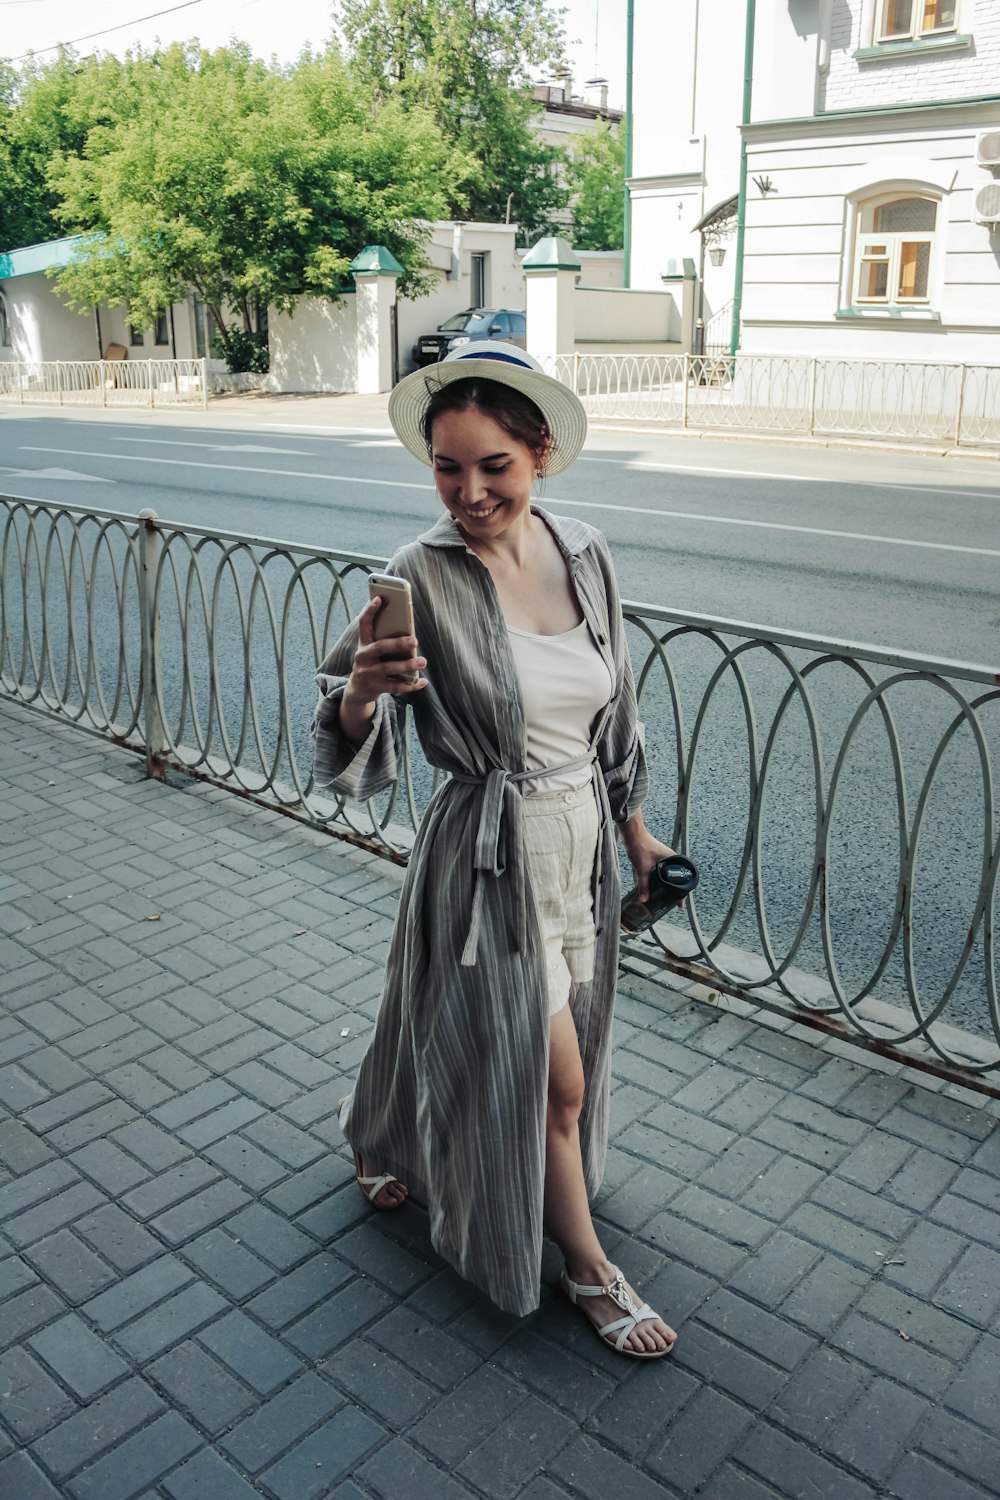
387, 343, 587, 478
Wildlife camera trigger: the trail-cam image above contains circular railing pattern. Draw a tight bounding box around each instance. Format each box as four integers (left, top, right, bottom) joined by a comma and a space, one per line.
2, 496, 997, 1074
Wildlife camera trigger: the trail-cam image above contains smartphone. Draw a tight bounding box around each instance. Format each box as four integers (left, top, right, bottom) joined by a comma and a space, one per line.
368, 573, 418, 684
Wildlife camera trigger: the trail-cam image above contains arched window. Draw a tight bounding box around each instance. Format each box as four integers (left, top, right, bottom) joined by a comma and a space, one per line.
0, 291, 10, 347
853, 194, 938, 306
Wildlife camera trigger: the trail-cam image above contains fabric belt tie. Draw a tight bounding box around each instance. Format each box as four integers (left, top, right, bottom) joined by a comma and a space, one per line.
451, 750, 600, 967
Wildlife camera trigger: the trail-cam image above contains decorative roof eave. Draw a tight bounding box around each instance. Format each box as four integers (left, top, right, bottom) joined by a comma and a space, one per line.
692, 194, 739, 236
0, 235, 85, 280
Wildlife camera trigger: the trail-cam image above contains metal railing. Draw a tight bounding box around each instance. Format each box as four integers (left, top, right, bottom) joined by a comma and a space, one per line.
547, 352, 1000, 449
2, 496, 997, 1084
0, 358, 208, 410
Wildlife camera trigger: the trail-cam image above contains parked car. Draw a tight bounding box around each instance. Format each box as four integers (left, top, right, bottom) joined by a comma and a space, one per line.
411, 308, 527, 367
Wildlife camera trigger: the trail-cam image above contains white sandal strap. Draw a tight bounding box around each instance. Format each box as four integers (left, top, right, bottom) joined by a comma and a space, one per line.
358, 1170, 398, 1199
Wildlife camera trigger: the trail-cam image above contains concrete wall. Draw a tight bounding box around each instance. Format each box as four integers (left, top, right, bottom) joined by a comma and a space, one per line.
574, 285, 677, 344
0, 274, 100, 362
266, 294, 357, 393
575, 251, 624, 288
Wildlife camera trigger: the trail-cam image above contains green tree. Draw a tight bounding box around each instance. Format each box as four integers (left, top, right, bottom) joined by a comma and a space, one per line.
335, 0, 570, 242
565, 121, 624, 251
44, 43, 463, 366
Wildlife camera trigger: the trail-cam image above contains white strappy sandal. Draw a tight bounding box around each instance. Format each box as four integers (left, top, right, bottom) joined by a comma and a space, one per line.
337, 1098, 407, 1212
560, 1264, 675, 1359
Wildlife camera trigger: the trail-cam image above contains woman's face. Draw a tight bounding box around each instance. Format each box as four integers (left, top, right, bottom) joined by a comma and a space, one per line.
430, 405, 540, 541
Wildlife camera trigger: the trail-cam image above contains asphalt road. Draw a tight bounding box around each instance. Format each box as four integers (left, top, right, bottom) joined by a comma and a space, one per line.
2, 404, 998, 1040
1, 403, 999, 663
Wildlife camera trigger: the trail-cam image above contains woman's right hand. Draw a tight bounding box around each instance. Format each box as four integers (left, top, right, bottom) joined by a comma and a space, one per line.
339, 597, 427, 745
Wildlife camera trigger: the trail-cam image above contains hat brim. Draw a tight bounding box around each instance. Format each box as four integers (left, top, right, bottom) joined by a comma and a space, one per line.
387, 356, 587, 478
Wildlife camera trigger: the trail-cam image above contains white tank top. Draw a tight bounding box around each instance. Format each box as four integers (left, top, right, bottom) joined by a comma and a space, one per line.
506, 619, 614, 794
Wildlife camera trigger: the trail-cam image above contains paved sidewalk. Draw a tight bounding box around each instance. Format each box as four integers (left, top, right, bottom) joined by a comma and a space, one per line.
2, 700, 1000, 1500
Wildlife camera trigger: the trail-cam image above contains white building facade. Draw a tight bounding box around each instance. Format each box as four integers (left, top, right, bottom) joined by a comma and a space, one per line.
628, 0, 1000, 362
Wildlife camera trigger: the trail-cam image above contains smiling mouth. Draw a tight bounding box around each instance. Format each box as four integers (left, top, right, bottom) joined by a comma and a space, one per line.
463, 503, 501, 518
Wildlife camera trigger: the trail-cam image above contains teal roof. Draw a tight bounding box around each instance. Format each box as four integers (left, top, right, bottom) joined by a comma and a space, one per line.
0, 236, 84, 280
522, 236, 581, 272
349, 245, 404, 276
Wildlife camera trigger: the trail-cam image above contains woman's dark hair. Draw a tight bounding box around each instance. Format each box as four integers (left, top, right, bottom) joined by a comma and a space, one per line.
421, 377, 552, 469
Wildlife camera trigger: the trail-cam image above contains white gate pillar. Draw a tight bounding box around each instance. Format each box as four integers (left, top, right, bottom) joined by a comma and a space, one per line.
523, 236, 581, 366
351, 245, 403, 393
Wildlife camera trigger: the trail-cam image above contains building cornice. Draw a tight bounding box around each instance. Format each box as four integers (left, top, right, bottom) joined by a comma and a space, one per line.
742, 93, 1000, 141
627, 172, 702, 191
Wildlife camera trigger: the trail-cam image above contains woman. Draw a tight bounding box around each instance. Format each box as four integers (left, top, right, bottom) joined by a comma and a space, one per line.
313, 345, 677, 1359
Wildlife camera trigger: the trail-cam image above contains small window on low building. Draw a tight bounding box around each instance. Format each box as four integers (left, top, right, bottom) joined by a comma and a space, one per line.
154, 312, 169, 346
853, 194, 938, 306
877, 0, 957, 42
129, 323, 144, 347
0, 291, 10, 347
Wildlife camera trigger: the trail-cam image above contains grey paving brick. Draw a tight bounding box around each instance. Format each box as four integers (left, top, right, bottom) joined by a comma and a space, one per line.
754, 1114, 851, 1169
0, 1345, 78, 1440
0, 1451, 63, 1499
47, 1099, 138, 1152
783, 1203, 895, 1271
68, 1139, 150, 1194
456, 1392, 576, 1499
736, 1421, 877, 1500
886, 1453, 996, 1500
781, 1253, 873, 1336
113, 1279, 227, 1362
241, 1113, 327, 1168
203, 1133, 287, 1191
771, 1346, 868, 1444
903, 1088, 994, 1140
226, 1059, 300, 1107
219, 1370, 342, 1471
828, 1377, 931, 1482
149, 1342, 256, 1435
19, 1046, 90, 1093
836, 1132, 915, 1193
72, 1203, 161, 1272
672, 1319, 791, 1411
698, 1467, 790, 1500
150, 1079, 237, 1131
84, 1256, 193, 1332
324, 1337, 439, 1424
334, 1222, 436, 1298
917, 1408, 1000, 1493
880, 1104, 984, 1162
29, 1312, 129, 1399
935, 1242, 1000, 1328
197, 1309, 302, 1393
0, 1159, 78, 1220
122, 1159, 221, 1220
262, 1406, 385, 1500
367, 1303, 482, 1390
884, 1146, 960, 1212
223, 1203, 314, 1269
642, 1208, 748, 1281
151, 1179, 251, 1246
102, 1061, 175, 1109
942, 1333, 1000, 1428
728, 1230, 822, 1309
22, 1082, 112, 1134
810, 1176, 916, 1240
177, 1097, 266, 1150
646, 1383, 755, 1491
245, 1251, 351, 1329
0, 1118, 55, 1174
109, 1117, 191, 1171
408, 1364, 526, 1466
493, 1327, 615, 1419
264, 1159, 348, 1218
180, 1227, 275, 1300
29, 1374, 165, 1479
552, 1433, 682, 1500
858, 1281, 980, 1361
162, 1447, 263, 1500
831, 1312, 956, 1395
66, 1409, 202, 1500
286, 1275, 395, 1359
358, 1438, 480, 1500
668, 1184, 774, 1249
0, 1282, 65, 1348
697, 1288, 817, 1370
0, 1254, 38, 1301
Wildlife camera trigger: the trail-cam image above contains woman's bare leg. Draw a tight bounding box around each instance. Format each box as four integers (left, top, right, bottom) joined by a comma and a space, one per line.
544, 1003, 675, 1354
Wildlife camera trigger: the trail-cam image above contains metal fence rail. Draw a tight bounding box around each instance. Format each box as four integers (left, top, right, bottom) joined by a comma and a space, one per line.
547, 353, 1000, 449
2, 496, 997, 1082
0, 358, 208, 410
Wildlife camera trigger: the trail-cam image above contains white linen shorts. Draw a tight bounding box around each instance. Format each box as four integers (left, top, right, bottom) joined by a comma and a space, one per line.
522, 783, 600, 1018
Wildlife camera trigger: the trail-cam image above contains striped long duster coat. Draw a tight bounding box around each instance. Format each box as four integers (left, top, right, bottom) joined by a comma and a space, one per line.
313, 507, 648, 1316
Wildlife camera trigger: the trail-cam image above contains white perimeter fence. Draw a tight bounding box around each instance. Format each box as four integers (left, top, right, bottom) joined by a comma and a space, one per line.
0, 358, 207, 410
2, 497, 998, 1088
547, 353, 1000, 449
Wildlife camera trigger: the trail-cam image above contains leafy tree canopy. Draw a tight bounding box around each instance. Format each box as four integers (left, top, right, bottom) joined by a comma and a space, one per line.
335, 0, 571, 242
39, 42, 464, 346
565, 120, 624, 251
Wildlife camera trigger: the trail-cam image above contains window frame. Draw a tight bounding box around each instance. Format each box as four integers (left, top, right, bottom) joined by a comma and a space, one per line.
847, 190, 941, 312
875, 0, 958, 43
0, 291, 10, 348
154, 312, 170, 346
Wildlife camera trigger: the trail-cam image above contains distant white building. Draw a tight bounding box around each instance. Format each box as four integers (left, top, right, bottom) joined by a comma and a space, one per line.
627, 0, 1000, 361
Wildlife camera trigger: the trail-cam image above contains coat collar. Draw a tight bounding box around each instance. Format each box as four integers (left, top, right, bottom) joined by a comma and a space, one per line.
417, 505, 592, 559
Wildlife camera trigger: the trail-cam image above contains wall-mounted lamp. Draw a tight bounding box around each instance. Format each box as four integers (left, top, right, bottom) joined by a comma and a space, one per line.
708, 245, 727, 267
753, 174, 776, 197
